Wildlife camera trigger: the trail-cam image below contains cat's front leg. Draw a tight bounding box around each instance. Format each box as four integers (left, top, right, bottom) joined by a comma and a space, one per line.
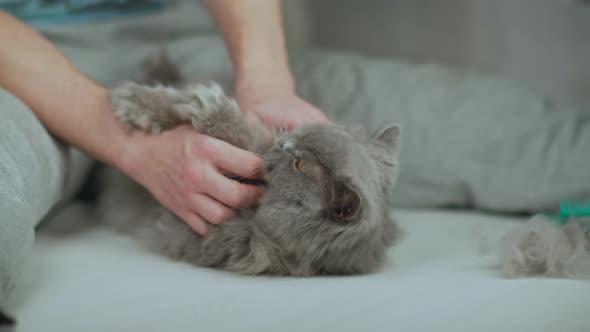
110, 82, 195, 133
110, 82, 252, 148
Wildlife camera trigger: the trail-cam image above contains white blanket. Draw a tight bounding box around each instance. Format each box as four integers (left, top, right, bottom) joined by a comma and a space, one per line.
11, 205, 590, 332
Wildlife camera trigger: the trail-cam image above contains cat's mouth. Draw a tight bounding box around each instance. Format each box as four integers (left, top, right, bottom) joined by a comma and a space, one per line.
222, 147, 283, 187
224, 173, 267, 186
260, 146, 283, 177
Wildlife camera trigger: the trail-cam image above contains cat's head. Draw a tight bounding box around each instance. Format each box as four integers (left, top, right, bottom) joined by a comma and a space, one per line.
254, 123, 401, 276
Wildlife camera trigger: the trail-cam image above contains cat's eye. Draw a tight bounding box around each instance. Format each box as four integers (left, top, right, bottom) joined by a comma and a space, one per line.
294, 159, 305, 173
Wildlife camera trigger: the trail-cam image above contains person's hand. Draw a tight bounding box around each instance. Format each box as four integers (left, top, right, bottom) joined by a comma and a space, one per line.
118, 125, 264, 236
235, 73, 329, 131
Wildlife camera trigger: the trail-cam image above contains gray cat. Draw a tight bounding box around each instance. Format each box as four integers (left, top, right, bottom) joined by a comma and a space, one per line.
99, 59, 402, 276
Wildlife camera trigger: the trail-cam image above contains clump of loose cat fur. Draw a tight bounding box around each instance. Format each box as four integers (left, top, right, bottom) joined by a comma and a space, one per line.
99, 54, 402, 277
497, 215, 590, 278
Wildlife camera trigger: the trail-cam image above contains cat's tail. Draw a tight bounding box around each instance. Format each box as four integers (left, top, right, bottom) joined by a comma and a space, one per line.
139, 49, 185, 86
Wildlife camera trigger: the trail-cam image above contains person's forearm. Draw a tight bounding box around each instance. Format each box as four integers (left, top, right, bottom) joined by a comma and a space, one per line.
203, 0, 294, 91
0, 11, 129, 167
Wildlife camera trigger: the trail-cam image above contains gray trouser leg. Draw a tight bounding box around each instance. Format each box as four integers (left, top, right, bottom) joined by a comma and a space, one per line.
0, 91, 54, 305
0, 89, 92, 306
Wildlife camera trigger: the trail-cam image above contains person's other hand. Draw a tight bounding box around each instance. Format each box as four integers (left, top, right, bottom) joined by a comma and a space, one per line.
119, 126, 264, 236
235, 74, 329, 131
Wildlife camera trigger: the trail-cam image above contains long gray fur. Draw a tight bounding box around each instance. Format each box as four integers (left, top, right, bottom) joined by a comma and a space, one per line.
99, 54, 402, 276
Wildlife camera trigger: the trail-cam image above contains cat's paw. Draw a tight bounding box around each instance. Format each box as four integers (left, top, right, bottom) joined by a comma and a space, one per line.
110, 82, 187, 133
178, 83, 248, 146
177, 83, 240, 127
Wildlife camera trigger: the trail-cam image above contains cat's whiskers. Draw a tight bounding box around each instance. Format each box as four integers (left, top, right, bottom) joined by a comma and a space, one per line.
269, 119, 287, 136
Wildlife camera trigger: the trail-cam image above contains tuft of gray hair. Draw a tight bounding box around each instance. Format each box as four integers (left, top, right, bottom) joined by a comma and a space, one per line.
498, 215, 590, 278
139, 49, 184, 86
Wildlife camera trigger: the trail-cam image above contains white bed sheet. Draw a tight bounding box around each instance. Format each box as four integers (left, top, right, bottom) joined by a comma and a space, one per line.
10, 205, 590, 332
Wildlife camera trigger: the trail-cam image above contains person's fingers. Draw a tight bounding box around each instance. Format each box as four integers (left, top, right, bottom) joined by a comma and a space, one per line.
204, 169, 264, 208
180, 211, 208, 236
189, 193, 235, 225
313, 111, 329, 123
244, 111, 263, 128
207, 138, 264, 179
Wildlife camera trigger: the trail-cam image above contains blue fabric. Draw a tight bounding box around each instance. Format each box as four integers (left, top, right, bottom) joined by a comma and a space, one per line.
0, 0, 172, 25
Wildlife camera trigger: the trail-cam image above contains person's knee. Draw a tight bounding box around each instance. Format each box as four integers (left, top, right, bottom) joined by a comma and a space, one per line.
0, 88, 93, 220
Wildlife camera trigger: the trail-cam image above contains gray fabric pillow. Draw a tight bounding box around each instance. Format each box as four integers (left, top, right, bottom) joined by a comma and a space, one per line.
291, 50, 590, 212
0, 89, 92, 305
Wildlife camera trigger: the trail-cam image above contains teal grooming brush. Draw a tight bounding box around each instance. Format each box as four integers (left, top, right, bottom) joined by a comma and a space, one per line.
542, 201, 590, 227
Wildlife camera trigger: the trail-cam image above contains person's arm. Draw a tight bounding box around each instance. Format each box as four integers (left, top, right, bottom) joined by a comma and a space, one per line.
204, 0, 328, 130
0, 11, 262, 235
0, 12, 124, 165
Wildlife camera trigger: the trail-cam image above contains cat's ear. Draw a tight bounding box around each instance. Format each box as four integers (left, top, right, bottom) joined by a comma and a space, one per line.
371, 124, 400, 147
332, 181, 362, 221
